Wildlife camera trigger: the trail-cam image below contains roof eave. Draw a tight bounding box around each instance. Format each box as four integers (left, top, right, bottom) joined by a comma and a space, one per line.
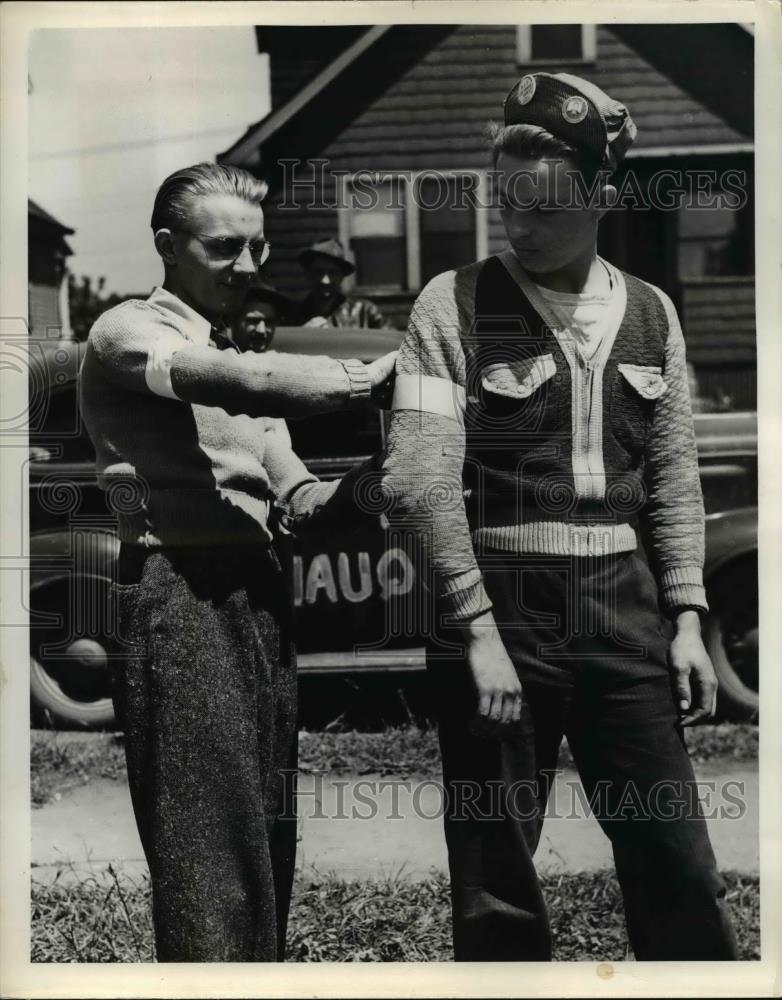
218, 25, 391, 166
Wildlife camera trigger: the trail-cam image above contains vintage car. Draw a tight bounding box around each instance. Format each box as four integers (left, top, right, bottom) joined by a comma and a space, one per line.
28, 329, 758, 729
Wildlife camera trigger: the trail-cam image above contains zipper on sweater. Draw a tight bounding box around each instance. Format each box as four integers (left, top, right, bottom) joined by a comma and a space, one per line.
583, 362, 600, 500
573, 359, 599, 503
571, 357, 604, 504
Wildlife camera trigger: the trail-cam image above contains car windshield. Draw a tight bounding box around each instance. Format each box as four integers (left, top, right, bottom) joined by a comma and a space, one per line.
287, 409, 382, 461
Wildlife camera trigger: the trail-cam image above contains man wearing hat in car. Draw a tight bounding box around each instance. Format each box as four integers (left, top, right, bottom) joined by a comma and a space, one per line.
295, 237, 391, 329
380, 72, 738, 961
231, 277, 291, 353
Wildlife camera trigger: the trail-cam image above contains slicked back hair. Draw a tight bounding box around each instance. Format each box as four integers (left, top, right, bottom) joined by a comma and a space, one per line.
150, 162, 268, 232
487, 121, 607, 185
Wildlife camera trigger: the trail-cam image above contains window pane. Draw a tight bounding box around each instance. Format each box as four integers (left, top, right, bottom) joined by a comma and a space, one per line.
418, 176, 476, 285
347, 178, 406, 289
530, 25, 583, 61
678, 204, 737, 240
353, 237, 406, 288
677, 199, 745, 278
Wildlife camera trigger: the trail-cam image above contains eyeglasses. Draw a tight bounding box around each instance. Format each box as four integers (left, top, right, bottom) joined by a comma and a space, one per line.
178, 231, 271, 267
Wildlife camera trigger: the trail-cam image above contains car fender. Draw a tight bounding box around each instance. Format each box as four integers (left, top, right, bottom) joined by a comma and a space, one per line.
701, 507, 758, 721
703, 506, 757, 582
29, 528, 119, 591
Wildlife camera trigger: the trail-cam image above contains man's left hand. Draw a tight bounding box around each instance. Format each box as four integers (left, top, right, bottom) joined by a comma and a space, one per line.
669, 611, 718, 726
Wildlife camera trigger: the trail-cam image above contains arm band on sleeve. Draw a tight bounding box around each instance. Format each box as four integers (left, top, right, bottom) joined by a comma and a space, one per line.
144, 334, 185, 400
391, 374, 466, 424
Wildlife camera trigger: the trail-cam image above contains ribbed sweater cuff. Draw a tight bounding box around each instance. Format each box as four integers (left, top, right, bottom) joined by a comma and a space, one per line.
659, 565, 709, 614
340, 358, 372, 400
437, 568, 493, 622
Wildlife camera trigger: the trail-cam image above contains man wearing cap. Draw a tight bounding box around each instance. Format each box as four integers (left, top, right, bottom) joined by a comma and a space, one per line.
295, 237, 391, 329
232, 278, 291, 353
380, 73, 738, 961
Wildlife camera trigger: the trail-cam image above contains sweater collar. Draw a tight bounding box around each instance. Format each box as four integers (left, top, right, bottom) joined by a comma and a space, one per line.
147, 286, 212, 346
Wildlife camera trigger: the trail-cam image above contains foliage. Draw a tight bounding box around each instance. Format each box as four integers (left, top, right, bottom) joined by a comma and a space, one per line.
32, 864, 154, 963
30, 723, 758, 807
31, 733, 127, 808
301, 723, 760, 773
31, 868, 760, 963
298, 726, 443, 778
67, 274, 132, 341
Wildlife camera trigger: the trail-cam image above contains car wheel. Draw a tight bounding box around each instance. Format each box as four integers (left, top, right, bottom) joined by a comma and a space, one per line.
703, 556, 758, 721
30, 651, 116, 730
30, 576, 117, 730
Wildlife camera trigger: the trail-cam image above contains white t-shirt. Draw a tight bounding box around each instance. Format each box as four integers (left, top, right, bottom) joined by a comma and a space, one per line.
534, 257, 623, 361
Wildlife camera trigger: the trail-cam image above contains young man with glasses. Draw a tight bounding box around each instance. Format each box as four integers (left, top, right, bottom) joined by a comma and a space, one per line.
79, 162, 395, 962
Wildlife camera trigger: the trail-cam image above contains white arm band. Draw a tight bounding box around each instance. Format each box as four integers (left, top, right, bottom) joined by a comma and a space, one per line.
391, 374, 466, 425
144, 333, 186, 400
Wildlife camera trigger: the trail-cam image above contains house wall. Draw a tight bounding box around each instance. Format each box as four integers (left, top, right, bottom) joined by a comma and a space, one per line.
682, 276, 756, 407
261, 23, 749, 265
28, 229, 69, 339
257, 26, 368, 108
259, 24, 755, 381
28, 283, 63, 340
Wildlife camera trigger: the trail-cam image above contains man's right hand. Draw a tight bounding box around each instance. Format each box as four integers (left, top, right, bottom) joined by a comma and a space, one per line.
366, 350, 397, 408
462, 611, 522, 738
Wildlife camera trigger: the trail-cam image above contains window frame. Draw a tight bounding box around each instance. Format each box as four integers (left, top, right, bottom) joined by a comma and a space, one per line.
338, 170, 490, 294
676, 197, 750, 280
516, 24, 597, 66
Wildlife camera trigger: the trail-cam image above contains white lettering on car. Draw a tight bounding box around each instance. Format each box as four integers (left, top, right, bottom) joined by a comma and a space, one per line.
293, 549, 417, 606
338, 551, 373, 603
293, 555, 304, 606
305, 553, 338, 604
377, 548, 415, 600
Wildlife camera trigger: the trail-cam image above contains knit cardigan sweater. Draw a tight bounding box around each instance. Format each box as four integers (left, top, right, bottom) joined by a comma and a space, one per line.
382, 252, 708, 621
79, 286, 374, 547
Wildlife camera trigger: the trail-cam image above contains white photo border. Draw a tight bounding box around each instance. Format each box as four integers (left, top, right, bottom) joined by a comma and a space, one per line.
1, 1, 779, 997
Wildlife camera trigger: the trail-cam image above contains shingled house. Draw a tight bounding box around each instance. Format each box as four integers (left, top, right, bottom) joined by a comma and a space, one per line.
219, 23, 755, 407
28, 199, 74, 340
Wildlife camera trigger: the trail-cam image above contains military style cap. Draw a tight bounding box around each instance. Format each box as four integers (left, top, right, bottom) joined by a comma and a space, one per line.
504, 72, 637, 168
299, 237, 356, 276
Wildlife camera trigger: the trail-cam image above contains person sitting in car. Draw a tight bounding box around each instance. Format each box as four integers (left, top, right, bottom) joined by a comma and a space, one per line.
231, 278, 291, 353
294, 237, 391, 329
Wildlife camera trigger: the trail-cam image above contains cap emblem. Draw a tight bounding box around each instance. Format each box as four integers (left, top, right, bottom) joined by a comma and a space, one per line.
516, 75, 537, 106
562, 94, 588, 124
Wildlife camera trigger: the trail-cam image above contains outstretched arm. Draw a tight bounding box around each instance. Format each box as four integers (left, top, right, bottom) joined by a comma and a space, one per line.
87, 302, 395, 419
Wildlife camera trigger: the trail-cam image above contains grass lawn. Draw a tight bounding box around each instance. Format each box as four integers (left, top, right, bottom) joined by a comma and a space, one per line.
31, 722, 758, 807
30, 723, 760, 963
31, 867, 759, 963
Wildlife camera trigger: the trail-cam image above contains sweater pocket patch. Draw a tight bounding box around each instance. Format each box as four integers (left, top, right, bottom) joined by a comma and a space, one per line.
618, 363, 667, 400
481, 353, 557, 399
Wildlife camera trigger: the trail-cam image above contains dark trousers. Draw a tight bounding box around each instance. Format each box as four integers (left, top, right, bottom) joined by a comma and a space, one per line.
112, 543, 297, 962
430, 550, 739, 961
